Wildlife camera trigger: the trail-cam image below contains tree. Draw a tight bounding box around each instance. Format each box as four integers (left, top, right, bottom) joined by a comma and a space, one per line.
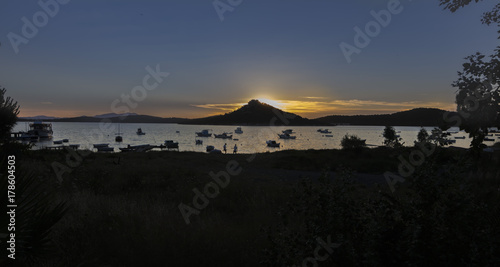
383, 126, 403, 148
0, 87, 20, 141
417, 127, 429, 143
440, 0, 500, 154
341, 134, 366, 152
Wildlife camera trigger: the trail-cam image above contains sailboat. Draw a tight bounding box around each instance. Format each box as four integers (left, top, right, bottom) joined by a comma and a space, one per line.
115, 124, 123, 142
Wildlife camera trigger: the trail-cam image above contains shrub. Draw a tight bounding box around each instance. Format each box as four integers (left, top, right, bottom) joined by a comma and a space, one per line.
340, 134, 366, 151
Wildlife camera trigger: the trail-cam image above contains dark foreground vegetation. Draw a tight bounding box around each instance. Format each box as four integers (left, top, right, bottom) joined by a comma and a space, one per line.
1, 145, 500, 266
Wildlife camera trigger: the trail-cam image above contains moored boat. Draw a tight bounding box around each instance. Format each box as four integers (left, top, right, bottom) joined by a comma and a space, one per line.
19, 121, 53, 140
136, 128, 146, 135
266, 140, 280, 147
278, 133, 296, 139
196, 129, 212, 137
234, 127, 243, 134
214, 133, 233, 139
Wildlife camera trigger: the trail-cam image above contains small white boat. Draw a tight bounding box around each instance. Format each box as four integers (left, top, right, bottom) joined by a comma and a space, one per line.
196, 129, 212, 137
266, 140, 280, 147
136, 128, 146, 135
234, 127, 243, 134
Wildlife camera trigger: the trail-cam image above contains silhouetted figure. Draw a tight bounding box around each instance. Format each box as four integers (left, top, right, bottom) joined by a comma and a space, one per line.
233, 144, 237, 154
223, 143, 227, 154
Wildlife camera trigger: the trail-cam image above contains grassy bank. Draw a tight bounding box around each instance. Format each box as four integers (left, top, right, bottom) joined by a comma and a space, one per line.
3, 147, 500, 266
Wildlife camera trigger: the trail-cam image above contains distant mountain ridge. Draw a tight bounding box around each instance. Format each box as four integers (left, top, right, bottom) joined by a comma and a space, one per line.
315, 108, 455, 127
18, 100, 456, 127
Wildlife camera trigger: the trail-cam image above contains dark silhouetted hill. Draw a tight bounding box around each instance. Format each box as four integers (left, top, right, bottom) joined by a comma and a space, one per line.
183, 99, 315, 126
315, 108, 457, 127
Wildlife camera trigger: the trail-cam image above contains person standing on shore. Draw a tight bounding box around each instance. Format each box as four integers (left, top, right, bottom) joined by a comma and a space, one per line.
233, 144, 237, 154
223, 143, 227, 154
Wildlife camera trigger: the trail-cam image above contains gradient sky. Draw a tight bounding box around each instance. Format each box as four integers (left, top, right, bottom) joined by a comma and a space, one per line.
0, 0, 498, 119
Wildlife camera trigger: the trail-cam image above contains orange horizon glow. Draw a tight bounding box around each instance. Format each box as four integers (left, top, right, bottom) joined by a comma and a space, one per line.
18, 98, 457, 120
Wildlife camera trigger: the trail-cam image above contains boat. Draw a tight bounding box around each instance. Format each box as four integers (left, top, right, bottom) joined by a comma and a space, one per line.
484, 137, 495, 142
196, 129, 212, 137
234, 127, 243, 134
115, 124, 123, 142
324, 135, 333, 137
278, 133, 296, 139
19, 121, 53, 140
454, 136, 466, 139
443, 139, 456, 145
96, 147, 114, 152
136, 128, 146, 135
206, 145, 215, 152
318, 129, 331, 134
62, 139, 69, 142
282, 129, 294, 134
214, 133, 233, 139
93, 144, 110, 148
195, 140, 203, 145
119, 144, 152, 152
266, 140, 280, 147
165, 140, 179, 149
53, 140, 63, 145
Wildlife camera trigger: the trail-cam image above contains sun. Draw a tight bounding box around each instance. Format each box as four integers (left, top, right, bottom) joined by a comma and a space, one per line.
255, 97, 284, 109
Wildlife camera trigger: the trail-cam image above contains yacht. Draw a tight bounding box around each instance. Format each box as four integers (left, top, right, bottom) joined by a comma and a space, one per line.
20, 121, 53, 140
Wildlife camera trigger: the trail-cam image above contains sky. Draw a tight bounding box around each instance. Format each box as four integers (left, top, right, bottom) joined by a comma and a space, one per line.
0, 0, 498, 119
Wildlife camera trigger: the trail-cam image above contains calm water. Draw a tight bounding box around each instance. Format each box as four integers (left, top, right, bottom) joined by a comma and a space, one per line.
13, 122, 478, 153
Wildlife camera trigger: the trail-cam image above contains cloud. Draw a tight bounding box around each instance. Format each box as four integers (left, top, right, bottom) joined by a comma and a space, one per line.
191, 103, 245, 112
191, 99, 456, 118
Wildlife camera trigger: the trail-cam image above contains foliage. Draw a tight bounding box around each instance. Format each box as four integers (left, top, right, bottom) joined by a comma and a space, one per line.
383, 126, 403, 148
441, 0, 500, 154
0, 87, 20, 142
262, 156, 500, 266
0, 171, 68, 266
340, 134, 366, 152
417, 127, 429, 143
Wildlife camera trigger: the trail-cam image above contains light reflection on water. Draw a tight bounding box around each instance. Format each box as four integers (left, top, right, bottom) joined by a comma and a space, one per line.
13, 122, 480, 153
